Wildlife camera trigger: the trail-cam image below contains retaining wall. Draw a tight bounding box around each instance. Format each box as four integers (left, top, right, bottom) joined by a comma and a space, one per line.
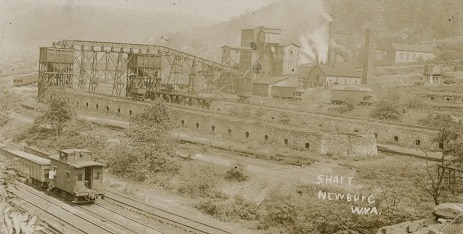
45, 89, 378, 157
210, 101, 440, 150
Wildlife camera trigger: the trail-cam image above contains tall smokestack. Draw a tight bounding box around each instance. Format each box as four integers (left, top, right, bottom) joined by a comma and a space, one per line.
362, 28, 374, 85
327, 21, 333, 65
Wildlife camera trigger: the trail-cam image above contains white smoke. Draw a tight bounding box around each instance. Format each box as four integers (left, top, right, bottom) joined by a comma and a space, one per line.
298, 0, 333, 64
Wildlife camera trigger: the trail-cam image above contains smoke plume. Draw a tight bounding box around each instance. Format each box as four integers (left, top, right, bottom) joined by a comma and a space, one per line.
297, 0, 333, 64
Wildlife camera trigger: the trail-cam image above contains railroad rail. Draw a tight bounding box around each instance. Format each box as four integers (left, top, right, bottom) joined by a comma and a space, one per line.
79, 204, 163, 234
9, 183, 122, 234
103, 190, 233, 234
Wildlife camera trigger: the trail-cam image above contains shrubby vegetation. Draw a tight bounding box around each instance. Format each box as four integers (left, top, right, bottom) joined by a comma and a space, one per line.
0, 87, 21, 127
176, 163, 225, 198
370, 99, 402, 121
224, 162, 249, 182
195, 196, 258, 222
103, 101, 180, 181
16, 99, 107, 154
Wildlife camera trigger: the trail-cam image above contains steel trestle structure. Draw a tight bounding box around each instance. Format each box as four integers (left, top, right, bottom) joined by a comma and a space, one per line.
38, 40, 237, 98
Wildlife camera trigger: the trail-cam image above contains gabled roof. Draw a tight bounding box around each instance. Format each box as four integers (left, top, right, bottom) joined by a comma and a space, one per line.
310, 63, 361, 78
253, 76, 290, 85
391, 43, 434, 53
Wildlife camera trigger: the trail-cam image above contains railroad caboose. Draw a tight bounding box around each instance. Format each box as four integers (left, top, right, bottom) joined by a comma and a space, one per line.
49, 149, 105, 203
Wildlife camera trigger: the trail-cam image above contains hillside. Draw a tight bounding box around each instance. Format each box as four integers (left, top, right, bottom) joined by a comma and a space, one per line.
162, 0, 463, 61
0, 1, 218, 59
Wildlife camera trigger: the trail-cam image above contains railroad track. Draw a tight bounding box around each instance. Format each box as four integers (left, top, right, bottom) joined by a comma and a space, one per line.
80, 203, 163, 234
9, 183, 123, 234
102, 190, 233, 234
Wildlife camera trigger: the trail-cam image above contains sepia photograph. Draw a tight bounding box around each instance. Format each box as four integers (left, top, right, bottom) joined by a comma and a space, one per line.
0, 0, 462, 233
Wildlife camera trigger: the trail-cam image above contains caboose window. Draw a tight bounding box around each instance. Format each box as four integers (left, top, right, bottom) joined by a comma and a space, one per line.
95, 172, 101, 180
78, 173, 84, 181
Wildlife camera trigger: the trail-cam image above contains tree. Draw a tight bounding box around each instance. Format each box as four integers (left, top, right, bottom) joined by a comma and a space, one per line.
33, 99, 73, 136
419, 125, 463, 205
105, 101, 179, 181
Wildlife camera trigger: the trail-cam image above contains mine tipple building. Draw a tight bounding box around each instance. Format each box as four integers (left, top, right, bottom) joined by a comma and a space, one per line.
221, 26, 299, 77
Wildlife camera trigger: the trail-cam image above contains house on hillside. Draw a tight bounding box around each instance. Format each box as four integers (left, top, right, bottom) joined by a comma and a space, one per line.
386, 43, 434, 63
423, 64, 442, 86
298, 63, 362, 88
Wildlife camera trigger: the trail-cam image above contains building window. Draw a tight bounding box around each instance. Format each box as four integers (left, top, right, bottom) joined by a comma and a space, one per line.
431, 97, 434, 100
106, 106, 109, 112
374, 133, 378, 139
305, 143, 310, 150
118, 108, 121, 113
228, 129, 232, 134
394, 136, 399, 142
86, 103, 88, 108
284, 139, 288, 145
96, 104, 99, 110
181, 120, 185, 127
264, 135, 269, 141
245, 132, 250, 138
78, 173, 83, 181
129, 110, 132, 115
196, 123, 199, 129
416, 140, 421, 145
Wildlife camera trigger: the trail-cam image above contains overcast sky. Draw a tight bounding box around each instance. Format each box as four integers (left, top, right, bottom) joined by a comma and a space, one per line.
1, 0, 280, 21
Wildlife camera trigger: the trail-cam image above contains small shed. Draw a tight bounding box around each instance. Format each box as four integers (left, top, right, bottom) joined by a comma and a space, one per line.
423, 64, 442, 85
252, 76, 297, 97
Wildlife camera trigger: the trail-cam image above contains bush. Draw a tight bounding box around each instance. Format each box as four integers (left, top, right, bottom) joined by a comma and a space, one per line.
224, 162, 249, 182
418, 113, 455, 128
195, 196, 259, 221
176, 163, 226, 198
370, 100, 402, 121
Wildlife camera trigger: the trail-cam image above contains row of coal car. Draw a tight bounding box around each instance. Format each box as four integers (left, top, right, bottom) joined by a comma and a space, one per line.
12, 73, 38, 87
0, 147, 104, 203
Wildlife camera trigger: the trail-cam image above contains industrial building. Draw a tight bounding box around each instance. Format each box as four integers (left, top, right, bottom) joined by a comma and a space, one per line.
298, 63, 362, 88
386, 43, 435, 63
221, 26, 299, 77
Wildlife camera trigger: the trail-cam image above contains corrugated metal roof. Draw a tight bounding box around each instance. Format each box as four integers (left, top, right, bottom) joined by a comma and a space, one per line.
9, 150, 51, 165
309, 63, 362, 78
253, 76, 290, 85
391, 43, 434, 53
